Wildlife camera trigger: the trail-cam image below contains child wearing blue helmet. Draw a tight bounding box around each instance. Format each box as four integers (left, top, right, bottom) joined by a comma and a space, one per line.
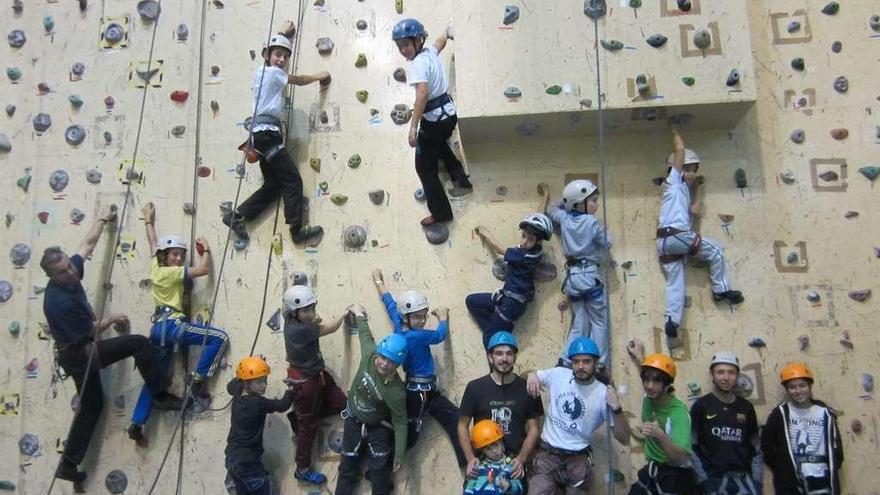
393, 18, 472, 227
335, 305, 407, 495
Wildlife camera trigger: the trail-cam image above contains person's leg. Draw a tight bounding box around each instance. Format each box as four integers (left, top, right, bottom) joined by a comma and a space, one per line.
427, 391, 467, 467
236, 132, 282, 221
628, 464, 655, 495
179, 321, 229, 380
405, 389, 426, 451
561, 296, 588, 365
416, 119, 453, 222
270, 147, 306, 233
465, 292, 496, 333
292, 376, 322, 471
437, 116, 469, 187
585, 288, 609, 367
562, 453, 592, 495
319, 373, 348, 418
61, 368, 103, 467
335, 416, 364, 495
528, 448, 563, 495
95, 334, 169, 395
366, 424, 394, 495
657, 236, 689, 330
696, 237, 742, 305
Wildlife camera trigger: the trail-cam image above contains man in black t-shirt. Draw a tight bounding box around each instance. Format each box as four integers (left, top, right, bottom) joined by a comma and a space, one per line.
458, 331, 543, 481
690, 352, 763, 495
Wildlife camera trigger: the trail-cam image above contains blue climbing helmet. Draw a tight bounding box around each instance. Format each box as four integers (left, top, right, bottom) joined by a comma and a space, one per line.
392, 18, 426, 41
567, 337, 600, 359
376, 333, 408, 365
487, 331, 519, 352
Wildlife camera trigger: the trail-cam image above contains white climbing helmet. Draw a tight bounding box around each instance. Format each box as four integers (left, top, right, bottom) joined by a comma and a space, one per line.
266, 33, 292, 54
666, 148, 700, 167
709, 351, 740, 370
562, 179, 598, 211
156, 235, 187, 253
283, 285, 317, 313
397, 290, 429, 315
519, 213, 553, 241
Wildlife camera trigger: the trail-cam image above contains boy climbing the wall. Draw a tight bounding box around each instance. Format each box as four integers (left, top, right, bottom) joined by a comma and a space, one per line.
372, 268, 467, 468
223, 21, 329, 245
656, 125, 743, 341
393, 18, 472, 227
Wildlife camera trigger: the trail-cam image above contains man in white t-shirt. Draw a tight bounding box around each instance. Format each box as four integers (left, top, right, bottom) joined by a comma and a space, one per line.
392, 18, 472, 228
526, 337, 631, 494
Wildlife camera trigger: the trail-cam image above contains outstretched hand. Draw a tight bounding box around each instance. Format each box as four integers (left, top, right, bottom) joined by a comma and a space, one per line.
141, 202, 155, 223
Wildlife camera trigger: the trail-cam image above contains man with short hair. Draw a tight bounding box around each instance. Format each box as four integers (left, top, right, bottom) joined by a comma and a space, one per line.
458, 331, 544, 482
42, 205, 181, 490
690, 352, 763, 494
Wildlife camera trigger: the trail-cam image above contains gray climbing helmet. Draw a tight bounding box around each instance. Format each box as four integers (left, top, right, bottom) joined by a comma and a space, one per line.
666, 148, 700, 167
710, 351, 740, 370
397, 290, 428, 315
156, 235, 187, 253
283, 285, 317, 313
562, 179, 598, 211
519, 213, 553, 241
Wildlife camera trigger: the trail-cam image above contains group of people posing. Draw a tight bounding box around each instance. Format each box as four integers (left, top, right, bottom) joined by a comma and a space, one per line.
38, 16, 842, 495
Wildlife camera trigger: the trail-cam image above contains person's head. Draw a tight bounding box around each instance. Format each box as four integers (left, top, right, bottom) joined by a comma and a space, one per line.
392, 18, 427, 61
567, 337, 600, 382
709, 351, 740, 393
666, 148, 700, 181
562, 179, 600, 215
471, 420, 506, 461
640, 354, 676, 400
780, 363, 814, 406
236, 356, 270, 396
396, 290, 429, 329
283, 285, 318, 323
486, 331, 518, 376
518, 213, 553, 249
263, 34, 292, 69
156, 235, 188, 267
40, 247, 79, 286
374, 333, 407, 377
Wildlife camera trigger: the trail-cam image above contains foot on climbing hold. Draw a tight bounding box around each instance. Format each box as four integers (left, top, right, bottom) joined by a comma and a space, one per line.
600, 39, 623, 51
821, 2, 839, 15
292, 225, 324, 245
635, 74, 650, 97
420, 215, 441, 227
713, 290, 744, 304
664, 319, 679, 338
693, 29, 711, 49
726, 69, 740, 87
222, 212, 249, 241
646, 34, 668, 48
503, 5, 520, 25
294, 469, 327, 486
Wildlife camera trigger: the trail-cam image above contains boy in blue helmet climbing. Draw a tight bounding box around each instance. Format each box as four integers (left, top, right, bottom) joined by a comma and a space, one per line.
393, 18, 472, 227
334, 305, 408, 495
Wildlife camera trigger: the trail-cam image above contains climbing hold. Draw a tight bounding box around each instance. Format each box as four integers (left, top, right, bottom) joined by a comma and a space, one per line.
848, 289, 871, 302
104, 23, 124, 44
833, 76, 848, 93
176, 23, 189, 41
182, 202, 195, 215
0, 281, 11, 302
210, 100, 219, 114
818, 170, 839, 182
821, 2, 839, 15
309, 158, 321, 173
579, 98, 592, 108
18, 433, 38, 456
8, 30, 26, 48
718, 214, 734, 224
629, 0, 641, 7
583, 0, 606, 20
5, 212, 13, 227
65, 125, 87, 145
5, 105, 15, 116
790, 129, 805, 144
682, 77, 695, 86
393, 68, 406, 83
233, 238, 249, 251
503, 5, 520, 25
504, 87, 522, 98
424, 223, 449, 245
265, 309, 281, 332
786, 252, 799, 264
33, 113, 52, 133
871, 15, 880, 32
844, 210, 858, 219
600, 39, 624, 51
6, 67, 21, 82
806, 291, 821, 303
831, 41, 842, 53
171, 125, 186, 137
734, 373, 754, 398
787, 20, 801, 33
0, 134, 10, 153
646, 34, 668, 48
9, 243, 31, 267
798, 335, 809, 351
170, 90, 189, 103
343, 225, 367, 249
791, 57, 805, 71
693, 29, 711, 49
12, 0, 22, 14
69, 95, 85, 109
677, 0, 692, 11
496, 186, 508, 196
747, 337, 766, 348
830, 128, 848, 140
43, 15, 55, 33
316, 37, 334, 55
49, 170, 70, 192
726, 69, 740, 87
687, 382, 701, 396
368, 190, 385, 205
862, 373, 874, 393
355, 90, 368, 103
291, 272, 308, 286
356, 19, 367, 30
105, 469, 128, 494
851, 419, 863, 434
347, 154, 361, 169
635, 74, 650, 97
734, 168, 747, 188
104, 96, 115, 109
355, 53, 367, 68
328, 430, 344, 453
545, 85, 562, 96
70, 62, 86, 78
70, 208, 85, 225
330, 194, 348, 206
314, 0, 325, 5
8, 321, 20, 337
395, 0, 403, 13
857, 166, 880, 182
137, 0, 161, 21
17, 171, 31, 192
839, 331, 853, 349
37, 82, 52, 95
197, 166, 211, 178
414, 187, 426, 202
534, 262, 558, 283
210, 65, 220, 77
390, 104, 412, 125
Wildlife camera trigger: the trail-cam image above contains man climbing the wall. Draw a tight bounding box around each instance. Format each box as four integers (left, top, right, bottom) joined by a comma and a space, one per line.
690, 352, 763, 495
458, 332, 543, 487
41, 205, 182, 491
393, 18, 472, 227
656, 124, 743, 341
223, 21, 329, 246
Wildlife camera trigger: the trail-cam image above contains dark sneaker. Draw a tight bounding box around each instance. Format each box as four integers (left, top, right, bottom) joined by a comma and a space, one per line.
457, 176, 473, 189
152, 392, 185, 411
294, 468, 327, 485
291, 225, 324, 245
222, 212, 249, 241
713, 290, 744, 305
56, 463, 87, 484
128, 423, 149, 448
594, 366, 611, 385
664, 319, 679, 339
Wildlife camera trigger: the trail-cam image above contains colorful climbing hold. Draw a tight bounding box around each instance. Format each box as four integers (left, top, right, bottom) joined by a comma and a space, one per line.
747, 337, 766, 348
862, 373, 874, 393
600, 39, 624, 51
806, 291, 821, 303
37, 211, 49, 223
504, 87, 522, 98
65, 125, 87, 145
176, 23, 189, 41
790, 129, 805, 144
787, 20, 801, 33
851, 419, 863, 434
43, 15, 55, 32
104, 23, 124, 44
309, 158, 321, 173
104, 95, 115, 109
197, 166, 211, 178
682, 77, 695, 86
830, 128, 848, 140
503, 5, 520, 25
356, 19, 367, 30
390, 104, 412, 125
69, 95, 85, 109
6, 67, 22, 81
171, 125, 186, 137
646, 34, 668, 48
820, 2, 839, 15
0, 280, 11, 302
791, 57, 805, 71
5, 105, 15, 116
318, 181, 328, 192
0, 134, 10, 153
355, 53, 367, 68
9, 243, 31, 267
348, 154, 361, 169
70, 208, 85, 224
137, 0, 161, 21
105, 469, 128, 494
583, 0, 606, 20
848, 289, 871, 302
316, 37, 334, 55
330, 194, 348, 206
8, 321, 20, 337
857, 166, 880, 182
8, 29, 26, 48
424, 223, 449, 244
170, 90, 189, 103
545, 85, 562, 95
355, 90, 368, 103
368, 190, 385, 205
693, 29, 711, 49
871, 15, 880, 32
833, 76, 848, 93
798, 335, 809, 351
629, 0, 641, 7
49, 169, 70, 192
831, 41, 842, 53
344, 225, 367, 248
635, 74, 650, 97
16, 171, 32, 192
393, 67, 406, 83
414, 187, 426, 202
726, 69, 740, 87
677, 0, 692, 12
18, 433, 38, 456
734, 168, 747, 188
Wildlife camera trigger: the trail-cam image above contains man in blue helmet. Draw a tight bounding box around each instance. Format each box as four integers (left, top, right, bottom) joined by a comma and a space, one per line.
526, 337, 632, 494
334, 305, 407, 495
393, 18, 472, 227
458, 332, 543, 484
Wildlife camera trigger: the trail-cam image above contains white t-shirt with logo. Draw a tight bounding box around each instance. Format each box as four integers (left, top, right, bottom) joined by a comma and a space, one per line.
409, 46, 455, 122
251, 65, 288, 132
537, 367, 611, 451
788, 404, 828, 478
658, 166, 691, 231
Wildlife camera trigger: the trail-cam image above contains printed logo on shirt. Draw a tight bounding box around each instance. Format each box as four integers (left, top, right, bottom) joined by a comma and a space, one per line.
706, 414, 718, 419
711, 426, 744, 443
736, 413, 746, 423
491, 406, 514, 434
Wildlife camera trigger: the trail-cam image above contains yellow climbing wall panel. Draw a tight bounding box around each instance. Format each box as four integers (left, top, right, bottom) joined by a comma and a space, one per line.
0, 0, 878, 493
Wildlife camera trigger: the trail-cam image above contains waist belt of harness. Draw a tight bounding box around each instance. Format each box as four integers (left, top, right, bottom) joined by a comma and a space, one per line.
407, 375, 436, 384
501, 290, 527, 303
244, 114, 282, 130
795, 454, 829, 464
152, 305, 185, 322
656, 227, 687, 239
565, 257, 598, 269
540, 440, 592, 457
424, 93, 452, 113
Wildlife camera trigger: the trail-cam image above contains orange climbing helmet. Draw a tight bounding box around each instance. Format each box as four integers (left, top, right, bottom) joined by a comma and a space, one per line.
236, 356, 270, 381
780, 362, 813, 384
471, 419, 504, 450
641, 354, 677, 381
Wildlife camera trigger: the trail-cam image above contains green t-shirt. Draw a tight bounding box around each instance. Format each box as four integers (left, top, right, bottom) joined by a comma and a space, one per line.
641, 395, 692, 464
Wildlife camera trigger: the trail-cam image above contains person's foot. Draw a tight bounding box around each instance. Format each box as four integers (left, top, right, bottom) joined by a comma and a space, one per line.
594, 366, 611, 385
555, 357, 571, 369
291, 225, 324, 245
664, 318, 679, 339
294, 468, 327, 485
420, 215, 439, 227
189, 376, 211, 400
713, 290, 744, 305
457, 176, 473, 190
128, 423, 149, 448
222, 212, 249, 241
152, 392, 185, 411
56, 461, 87, 484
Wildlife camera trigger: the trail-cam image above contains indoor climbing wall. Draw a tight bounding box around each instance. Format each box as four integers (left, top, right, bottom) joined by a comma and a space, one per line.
1, 1, 878, 494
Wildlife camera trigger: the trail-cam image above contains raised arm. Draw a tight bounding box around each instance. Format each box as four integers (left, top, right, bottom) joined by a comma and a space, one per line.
670, 126, 685, 174
319, 313, 346, 336
188, 238, 212, 278
76, 204, 117, 259
141, 202, 158, 254
474, 226, 506, 256
289, 71, 330, 86
434, 28, 449, 53
538, 185, 551, 214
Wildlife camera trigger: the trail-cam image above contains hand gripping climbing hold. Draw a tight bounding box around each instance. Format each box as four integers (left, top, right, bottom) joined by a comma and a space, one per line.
600, 39, 624, 51
424, 223, 449, 245
504, 87, 522, 98
821, 2, 839, 15
368, 190, 385, 205
833, 76, 848, 93
49, 170, 70, 192
583, 0, 606, 20
503, 5, 520, 25
9, 243, 31, 267
8, 30, 26, 48
726, 69, 740, 87
65, 125, 87, 145
390, 104, 412, 125
343, 225, 367, 248
105, 470, 128, 494
791, 57, 805, 71
137, 0, 161, 21
790, 129, 805, 144
316, 37, 334, 55
646, 34, 668, 48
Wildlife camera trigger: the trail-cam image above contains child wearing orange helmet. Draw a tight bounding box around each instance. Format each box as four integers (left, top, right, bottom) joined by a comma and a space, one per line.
463, 420, 523, 494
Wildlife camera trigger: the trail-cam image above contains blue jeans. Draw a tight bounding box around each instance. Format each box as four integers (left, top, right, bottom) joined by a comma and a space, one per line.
131, 318, 228, 425
465, 292, 527, 349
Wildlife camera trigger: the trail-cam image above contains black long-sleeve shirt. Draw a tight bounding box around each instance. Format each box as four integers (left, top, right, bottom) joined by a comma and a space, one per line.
224, 379, 294, 471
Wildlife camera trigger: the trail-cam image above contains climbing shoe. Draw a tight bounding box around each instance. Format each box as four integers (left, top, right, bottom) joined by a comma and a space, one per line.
664, 318, 679, 339
294, 468, 327, 486
457, 176, 474, 190
128, 423, 149, 447
712, 290, 744, 305
152, 392, 185, 411
291, 225, 324, 245
56, 461, 87, 484
222, 212, 249, 241
594, 366, 611, 385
